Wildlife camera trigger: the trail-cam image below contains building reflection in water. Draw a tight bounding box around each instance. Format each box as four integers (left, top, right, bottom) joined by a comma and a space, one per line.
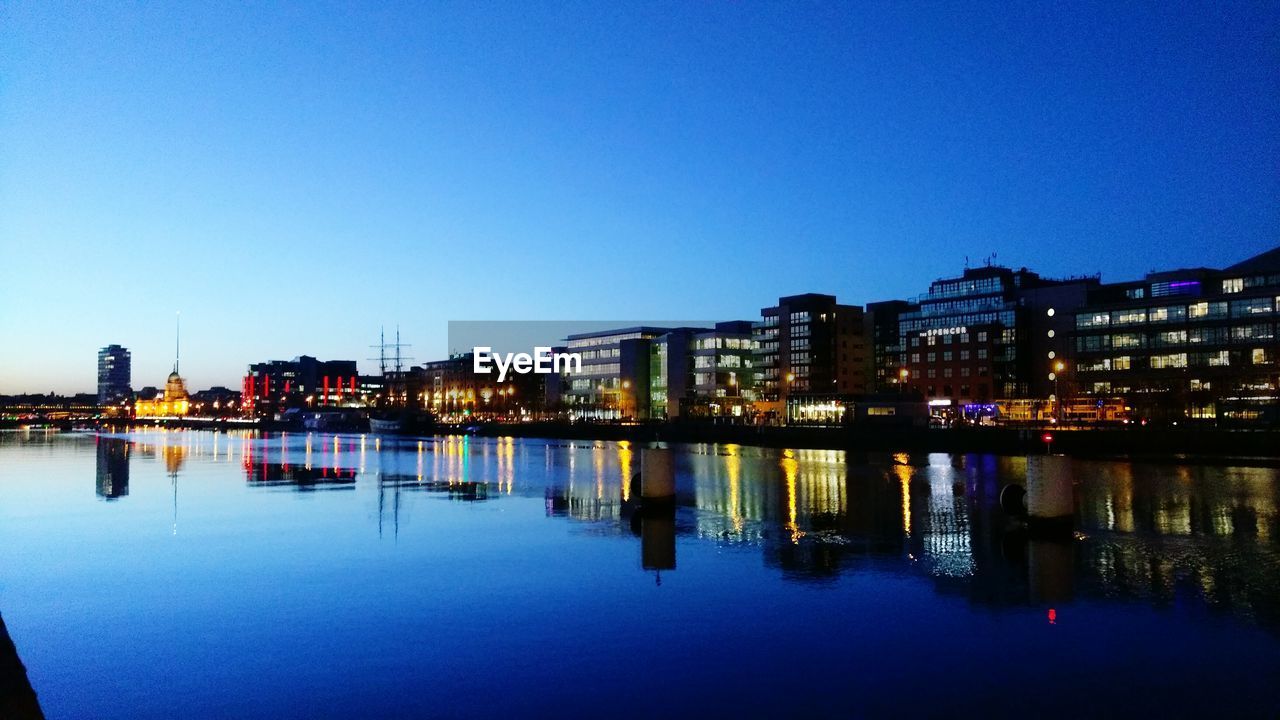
82, 431, 1280, 632
535, 439, 1280, 630
95, 438, 130, 500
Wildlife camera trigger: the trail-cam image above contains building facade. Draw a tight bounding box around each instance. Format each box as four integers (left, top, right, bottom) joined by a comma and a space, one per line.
97, 345, 132, 406
752, 294, 869, 421
893, 266, 1097, 417
686, 321, 758, 419
1071, 247, 1280, 424
420, 352, 537, 420
558, 327, 675, 420
866, 301, 915, 392
134, 370, 190, 417
243, 356, 360, 416
645, 322, 758, 420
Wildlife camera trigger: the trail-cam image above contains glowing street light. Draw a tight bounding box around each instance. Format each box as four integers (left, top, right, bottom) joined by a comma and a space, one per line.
1052, 361, 1067, 423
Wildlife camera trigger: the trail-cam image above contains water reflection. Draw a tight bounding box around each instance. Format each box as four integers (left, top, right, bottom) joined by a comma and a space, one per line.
538, 440, 1280, 631
72, 432, 1280, 633
94, 439, 129, 500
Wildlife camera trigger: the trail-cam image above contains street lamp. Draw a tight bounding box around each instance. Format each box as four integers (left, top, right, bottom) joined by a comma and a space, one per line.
1050, 360, 1066, 423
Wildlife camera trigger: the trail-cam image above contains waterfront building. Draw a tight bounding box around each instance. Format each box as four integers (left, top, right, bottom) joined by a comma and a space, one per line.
678, 321, 758, 419
866, 301, 915, 393
647, 328, 698, 420
134, 369, 190, 418
97, 345, 131, 406
1071, 246, 1280, 424
889, 265, 1097, 418
421, 352, 535, 419
784, 392, 929, 427
242, 356, 359, 416
646, 324, 757, 420
559, 327, 679, 420
135, 324, 190, 418
752, 294, 869, 422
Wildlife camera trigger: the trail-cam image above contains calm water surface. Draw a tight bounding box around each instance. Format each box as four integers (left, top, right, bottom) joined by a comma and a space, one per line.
1, 429, 1278, 718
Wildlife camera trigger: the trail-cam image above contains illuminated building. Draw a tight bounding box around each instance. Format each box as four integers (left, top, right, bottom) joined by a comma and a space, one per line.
134, 369, 190, 417
1072, 246, 1280, 424
865, 301, 914, 392
753, 294, 870, 422
421, 351, 534, 419
657, 321, 759, 419
97, 344, 131, 405
135, 324, 190, 418
886, 265, 1096, 417
558, 327, 680, 420
242, 356, 359, 416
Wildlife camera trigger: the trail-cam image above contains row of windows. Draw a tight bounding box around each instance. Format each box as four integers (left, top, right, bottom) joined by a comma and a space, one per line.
1077, 349, 1272, 372
913, 383, 995, 398
909, 330, 996, 347
918, 297, 1009, 317
693, 355, 748, 369
578, 348, 621, 360
1223, 275, 1280, 293
1077, 323, 1276, 351
567, 332, 652, 349
910, 349, 990, 363
910, 366, 990, 379
572, 362, 620, 377
693, 337, 754, 351
901, 310, 1017, 334
1076, 298, 1278, 329
927, 276, 1005, 300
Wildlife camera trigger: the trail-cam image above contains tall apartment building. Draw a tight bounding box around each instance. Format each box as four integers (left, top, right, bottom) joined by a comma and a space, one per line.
752, 294, 869, 419
97, 344, 132, 405
866, 301, 915, 392
1071, 246, 1279, 424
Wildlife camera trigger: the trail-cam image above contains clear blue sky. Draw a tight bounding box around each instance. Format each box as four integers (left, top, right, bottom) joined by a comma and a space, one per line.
2, 1, 1277, 394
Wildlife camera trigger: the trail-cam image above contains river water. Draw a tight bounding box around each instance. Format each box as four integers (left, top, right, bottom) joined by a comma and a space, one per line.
0, 429, 1277, 718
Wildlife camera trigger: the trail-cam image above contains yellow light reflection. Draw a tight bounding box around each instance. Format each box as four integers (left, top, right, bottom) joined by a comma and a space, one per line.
781, 451, 801, 544
894, 463, 912, 537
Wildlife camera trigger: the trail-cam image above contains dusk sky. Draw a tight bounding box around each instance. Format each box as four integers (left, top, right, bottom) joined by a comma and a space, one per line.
2, 2, 1277, 394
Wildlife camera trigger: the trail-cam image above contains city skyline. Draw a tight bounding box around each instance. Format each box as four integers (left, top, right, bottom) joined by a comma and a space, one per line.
5, 242, 1272, 397
3, 3, 1278, 393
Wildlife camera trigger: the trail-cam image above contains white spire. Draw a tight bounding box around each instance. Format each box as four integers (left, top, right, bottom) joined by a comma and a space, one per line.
175, 311, 181, 375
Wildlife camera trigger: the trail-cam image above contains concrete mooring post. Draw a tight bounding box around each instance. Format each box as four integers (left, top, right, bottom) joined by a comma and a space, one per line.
640, 448, 676, 505
1025, 454, 1074, 535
